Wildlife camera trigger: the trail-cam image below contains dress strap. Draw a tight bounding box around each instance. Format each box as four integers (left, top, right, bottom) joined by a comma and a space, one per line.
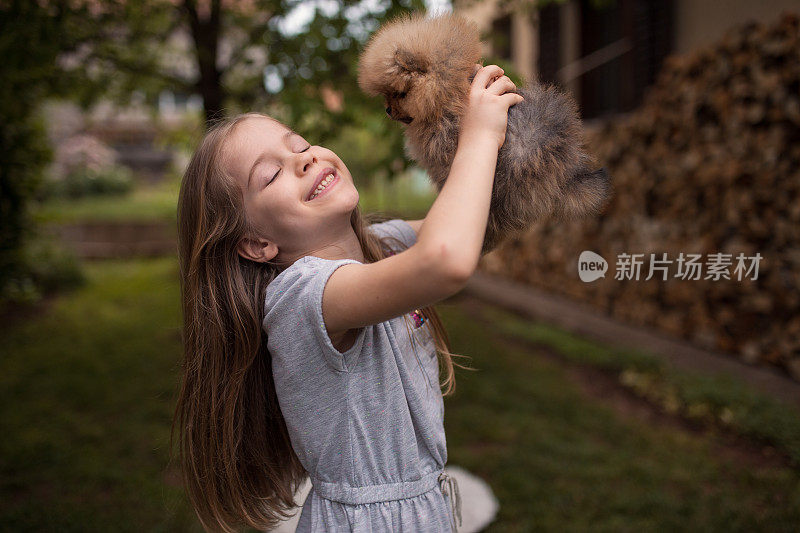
310, 469, 442, 505
438, 471, 462, 532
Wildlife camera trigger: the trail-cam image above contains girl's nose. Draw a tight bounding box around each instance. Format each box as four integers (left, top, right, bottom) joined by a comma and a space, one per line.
297, 151, 317, 175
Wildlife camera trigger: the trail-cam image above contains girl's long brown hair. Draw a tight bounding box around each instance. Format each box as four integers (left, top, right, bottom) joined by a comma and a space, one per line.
171, 112, 472, 532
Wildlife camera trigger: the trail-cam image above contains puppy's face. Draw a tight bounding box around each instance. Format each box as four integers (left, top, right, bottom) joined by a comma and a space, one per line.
381, 65, 479, 125
358, 13, 483, 126
384, 90, 413, 124
381, 73, 453, 125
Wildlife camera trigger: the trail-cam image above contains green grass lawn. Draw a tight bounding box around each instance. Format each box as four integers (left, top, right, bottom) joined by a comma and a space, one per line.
481, 305, 800, 469
0, 258, 195, 531
31, 179, 183, 225
440, 299, 800, 532
30, 172, 436, 225
357, 171, 436, 220
1, 258, 798, 531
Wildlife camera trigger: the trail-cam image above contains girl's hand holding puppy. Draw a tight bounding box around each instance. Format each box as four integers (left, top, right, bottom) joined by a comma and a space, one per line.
459, 64, 525, 151
415, 65, 524, 283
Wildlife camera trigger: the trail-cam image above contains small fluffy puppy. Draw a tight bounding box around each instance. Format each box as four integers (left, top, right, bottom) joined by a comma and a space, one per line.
358, 12, 612, 254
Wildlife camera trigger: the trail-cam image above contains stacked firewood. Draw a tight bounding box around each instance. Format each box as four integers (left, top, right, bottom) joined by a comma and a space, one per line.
479, 12, 800, 380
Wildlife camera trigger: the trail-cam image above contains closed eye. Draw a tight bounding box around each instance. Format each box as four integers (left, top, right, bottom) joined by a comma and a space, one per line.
266, 144, 311, 186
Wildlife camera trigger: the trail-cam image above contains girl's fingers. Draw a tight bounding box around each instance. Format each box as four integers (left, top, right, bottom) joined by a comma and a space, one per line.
472, 64, 504, 90
488, 76, 516, 95
500, 92, 525, 108
468, 63, 482, 83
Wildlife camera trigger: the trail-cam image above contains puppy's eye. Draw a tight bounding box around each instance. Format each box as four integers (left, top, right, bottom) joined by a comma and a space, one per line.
398, 92, 407, 98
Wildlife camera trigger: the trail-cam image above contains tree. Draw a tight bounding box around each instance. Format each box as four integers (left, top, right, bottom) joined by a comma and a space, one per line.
49, 0, 426, 186
55, 0, 615, 126
0, 0, 76, 300
54, 0, 424, 124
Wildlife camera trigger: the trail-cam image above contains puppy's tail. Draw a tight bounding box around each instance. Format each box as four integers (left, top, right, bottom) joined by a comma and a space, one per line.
556, 167, 613, 219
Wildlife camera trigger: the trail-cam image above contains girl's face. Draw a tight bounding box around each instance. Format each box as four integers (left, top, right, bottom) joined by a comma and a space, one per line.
223, 116, 360, 263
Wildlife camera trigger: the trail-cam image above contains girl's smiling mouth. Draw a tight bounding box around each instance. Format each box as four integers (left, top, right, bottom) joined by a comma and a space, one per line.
306, 168, 339, 201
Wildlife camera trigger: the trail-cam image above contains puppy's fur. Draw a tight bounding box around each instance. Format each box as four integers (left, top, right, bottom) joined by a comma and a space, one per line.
358, 12, 612, 254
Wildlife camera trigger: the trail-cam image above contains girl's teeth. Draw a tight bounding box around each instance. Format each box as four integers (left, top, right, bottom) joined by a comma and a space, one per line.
310, 175, 334, 200
315, 176, 333, 192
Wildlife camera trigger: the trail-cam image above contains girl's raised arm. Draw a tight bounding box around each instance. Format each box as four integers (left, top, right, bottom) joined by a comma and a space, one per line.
417, 64, 523, 279
403, 219, 424, 236
322, 65, 522, 338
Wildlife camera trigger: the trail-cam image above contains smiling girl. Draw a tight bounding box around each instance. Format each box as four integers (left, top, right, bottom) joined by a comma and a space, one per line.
172, 64, 523, 532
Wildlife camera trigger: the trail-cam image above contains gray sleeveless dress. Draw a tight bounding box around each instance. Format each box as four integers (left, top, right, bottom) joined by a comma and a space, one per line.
263, 219, 461, 532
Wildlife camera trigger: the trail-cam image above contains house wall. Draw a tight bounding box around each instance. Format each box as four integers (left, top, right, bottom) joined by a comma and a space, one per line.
457, 0, 539, 83
457, 0, 799, 117
674, 0, 799, 54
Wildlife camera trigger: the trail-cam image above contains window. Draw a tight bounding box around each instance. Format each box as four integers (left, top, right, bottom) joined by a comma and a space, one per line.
491, 14, 513, 61
537, 0, 674, 119
537, 3, 562, 86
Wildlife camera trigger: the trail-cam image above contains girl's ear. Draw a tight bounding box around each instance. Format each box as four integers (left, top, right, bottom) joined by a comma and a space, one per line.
237, 236, 278, 263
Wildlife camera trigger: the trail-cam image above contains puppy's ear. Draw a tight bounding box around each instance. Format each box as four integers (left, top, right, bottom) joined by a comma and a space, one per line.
394, 48, 429, 75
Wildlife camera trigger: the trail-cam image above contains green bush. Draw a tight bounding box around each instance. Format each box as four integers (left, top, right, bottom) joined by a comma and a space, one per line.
41, 165, 134, 200
0, 236, 85, 307
0, 1, 64, 297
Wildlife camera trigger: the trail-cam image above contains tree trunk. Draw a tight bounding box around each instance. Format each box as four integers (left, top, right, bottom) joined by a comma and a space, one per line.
183, 0, 225, 127
198, 59, 224, 125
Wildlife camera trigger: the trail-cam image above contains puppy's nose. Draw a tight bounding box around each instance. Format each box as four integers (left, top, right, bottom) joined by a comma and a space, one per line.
385, 106, 392, 116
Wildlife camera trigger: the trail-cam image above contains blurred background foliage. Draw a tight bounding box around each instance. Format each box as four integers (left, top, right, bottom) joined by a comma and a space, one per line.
1, 0, 432, 305
1, 1, 86, 305
1, 0, 599, 305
